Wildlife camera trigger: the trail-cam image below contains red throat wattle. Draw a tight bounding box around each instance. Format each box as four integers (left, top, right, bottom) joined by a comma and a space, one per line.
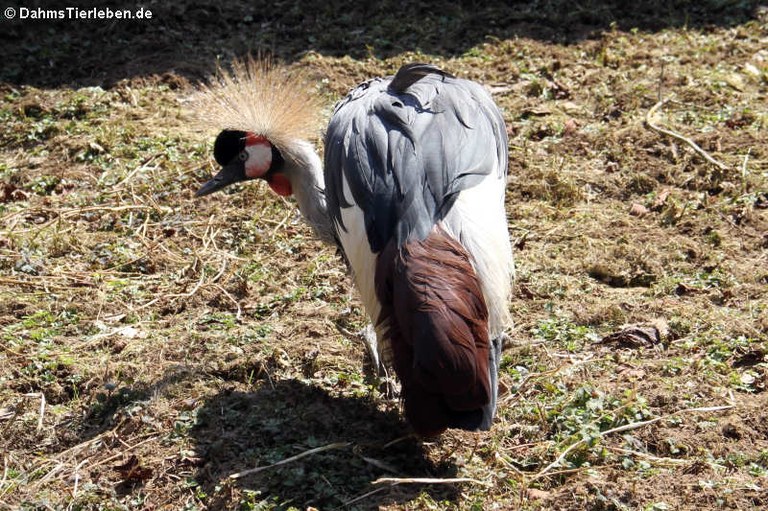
268, 174, 292, 196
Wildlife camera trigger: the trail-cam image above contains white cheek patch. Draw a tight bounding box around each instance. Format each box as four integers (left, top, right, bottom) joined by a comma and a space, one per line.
244, 142, 272, 178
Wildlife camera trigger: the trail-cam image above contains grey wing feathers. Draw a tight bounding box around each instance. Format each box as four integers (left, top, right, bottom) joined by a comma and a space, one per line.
324, 64, 507, 253
389, 63, 454, 93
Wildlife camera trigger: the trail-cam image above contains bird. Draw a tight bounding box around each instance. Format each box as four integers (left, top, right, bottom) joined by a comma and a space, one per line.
195, 60, 514, 436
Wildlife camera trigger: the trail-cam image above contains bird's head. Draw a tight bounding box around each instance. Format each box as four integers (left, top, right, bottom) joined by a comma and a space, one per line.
190, 57, 333, 242
195, 129, 293, 197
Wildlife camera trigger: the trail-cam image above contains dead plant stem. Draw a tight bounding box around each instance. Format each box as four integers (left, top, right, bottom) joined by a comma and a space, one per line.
645, 99, 729, 170
229, 442, 350, 479
372, 476, 490, 486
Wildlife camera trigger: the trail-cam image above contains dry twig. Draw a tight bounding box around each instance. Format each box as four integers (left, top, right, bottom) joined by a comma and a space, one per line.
645, 99, 729, 170
111, 152, 163, 189
372, 476, 490, 486
22, 393, 46, 432
606, 446, 690, 465
343, 486, 389, 507
229, 442, 350, 479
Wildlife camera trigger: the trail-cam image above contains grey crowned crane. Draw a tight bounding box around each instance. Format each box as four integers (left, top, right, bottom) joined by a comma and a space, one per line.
195, 61, 514, 436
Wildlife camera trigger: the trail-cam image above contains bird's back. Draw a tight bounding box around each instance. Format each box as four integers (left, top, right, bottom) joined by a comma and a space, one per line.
324, 64, 513, 435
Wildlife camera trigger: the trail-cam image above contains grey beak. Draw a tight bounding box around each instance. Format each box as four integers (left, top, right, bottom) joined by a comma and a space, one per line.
195, 162, 245, 197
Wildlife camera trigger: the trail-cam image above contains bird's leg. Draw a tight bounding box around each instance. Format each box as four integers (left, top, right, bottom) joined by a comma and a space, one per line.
358, 324, 398, 399
488, 332, 508, 418
359, 323, 381, 374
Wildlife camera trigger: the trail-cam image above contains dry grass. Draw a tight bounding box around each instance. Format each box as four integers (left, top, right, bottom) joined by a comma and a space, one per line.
1, 2, 767, 510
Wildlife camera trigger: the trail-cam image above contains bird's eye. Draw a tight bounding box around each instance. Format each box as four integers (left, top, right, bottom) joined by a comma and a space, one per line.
238, 151, 248, 162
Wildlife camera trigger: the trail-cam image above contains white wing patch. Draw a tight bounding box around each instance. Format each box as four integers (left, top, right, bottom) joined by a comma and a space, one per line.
443, 170, 513, 338
336, 173, 388, 363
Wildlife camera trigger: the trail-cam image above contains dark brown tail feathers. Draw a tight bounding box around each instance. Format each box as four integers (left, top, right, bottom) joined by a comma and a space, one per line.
375, 225, 493, 436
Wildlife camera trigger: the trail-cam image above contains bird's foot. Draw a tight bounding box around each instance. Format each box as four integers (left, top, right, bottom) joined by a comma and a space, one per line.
356, 324, 401, 399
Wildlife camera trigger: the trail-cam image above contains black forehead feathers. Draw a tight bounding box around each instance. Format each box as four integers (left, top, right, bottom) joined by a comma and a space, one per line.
213, 129, 246, 165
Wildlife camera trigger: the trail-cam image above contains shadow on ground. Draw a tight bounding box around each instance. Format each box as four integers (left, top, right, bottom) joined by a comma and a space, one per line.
191, 380, 458, 509
2, 0, 763, 87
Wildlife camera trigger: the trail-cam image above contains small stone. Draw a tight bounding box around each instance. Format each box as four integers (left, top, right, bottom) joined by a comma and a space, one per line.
629, 203, 649, 216
563, 118, 579, 136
